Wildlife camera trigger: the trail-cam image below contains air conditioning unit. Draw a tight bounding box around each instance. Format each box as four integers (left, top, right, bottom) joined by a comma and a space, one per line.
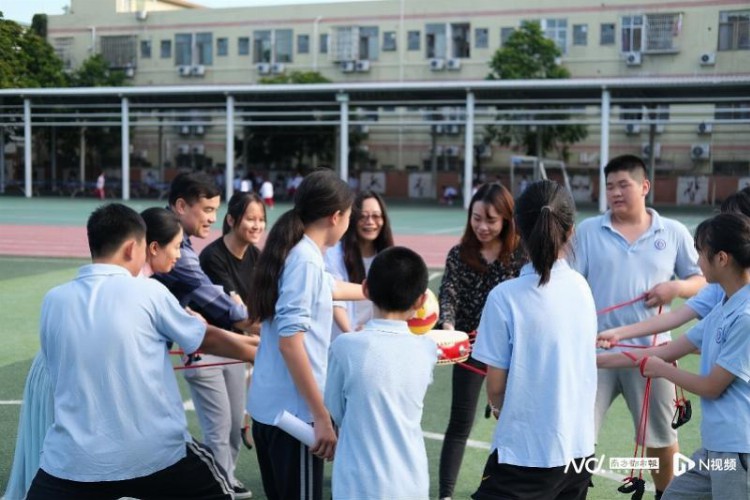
434, 145, 444, 156
697, 122, 713, 135
358, 145, 369, 153
445, 146, 460, 157
478, 144, 492, 158
625, 123, 641, 135
433, 124, 445, 135
194, 125, 205, 136
271, 63, 285, 74
177, 144, 190, 155
192, 144, 205, 155
642, 142, 661, 159
625, 51, 642, 66
341, 61, 355, 73
178, 65, 192, 77
191, 65, 205, 76
256, 62, 271, 74
356, 125, 369, 134
446, 58, 461, 71
447, 124, 460, 135
124, 66, 135, 78
655, 124, 665, 134
179, 125, 191, 135
355, 60, 370, 72
429, 58, 446, 71
699, 52, 716, 66
691, 143, 710, 160
135, 10, 148, 21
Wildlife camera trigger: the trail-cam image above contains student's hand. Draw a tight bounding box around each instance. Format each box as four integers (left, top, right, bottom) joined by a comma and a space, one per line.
185, 307, 208, 325
229, 291, 244, 305
639, 356, 669, 378
644, 282, 680, 307
310, 412, 337, 461
596, 330, 620, 349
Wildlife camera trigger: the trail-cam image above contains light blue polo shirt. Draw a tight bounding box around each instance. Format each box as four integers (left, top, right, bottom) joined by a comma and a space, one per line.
324, 319, 435, 499
39, 264, 205, 481
472, 260, 598, 467
572, 209, 701, 349
685, 284, 750, 453
324, 242, 375, 340
686, 283, 725, 319
248, 235, 335, 425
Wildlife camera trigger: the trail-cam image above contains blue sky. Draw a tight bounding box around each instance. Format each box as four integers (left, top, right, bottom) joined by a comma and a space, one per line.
2, 0, 378, 25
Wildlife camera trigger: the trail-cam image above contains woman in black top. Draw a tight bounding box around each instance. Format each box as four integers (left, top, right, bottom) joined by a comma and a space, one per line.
195, 191, 265, 500
438, 182, 526, 499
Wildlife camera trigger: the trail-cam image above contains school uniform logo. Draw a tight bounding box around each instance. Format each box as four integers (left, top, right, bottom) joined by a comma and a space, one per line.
654, 239, 667, 250
715, 327, 725, 344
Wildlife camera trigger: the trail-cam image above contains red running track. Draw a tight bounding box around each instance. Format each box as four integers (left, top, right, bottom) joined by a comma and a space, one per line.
0, 225, 456, 269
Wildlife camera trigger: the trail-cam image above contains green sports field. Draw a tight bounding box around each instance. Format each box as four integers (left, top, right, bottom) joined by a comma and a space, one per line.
0, 198, 714, 498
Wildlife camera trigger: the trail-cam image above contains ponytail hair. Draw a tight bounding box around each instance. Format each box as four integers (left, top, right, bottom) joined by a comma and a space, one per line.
694, 213, 750, 269
248, 169, 354, 321
515, 180, 576, 286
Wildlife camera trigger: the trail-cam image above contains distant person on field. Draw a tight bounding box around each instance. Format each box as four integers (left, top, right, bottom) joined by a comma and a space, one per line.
95, 171, 105, 200
260, 177, 275, 209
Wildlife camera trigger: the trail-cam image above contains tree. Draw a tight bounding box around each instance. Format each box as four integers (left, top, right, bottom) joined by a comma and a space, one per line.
485, 22, 587, 161
0, 13, 66, 89
69, 54, 129, 87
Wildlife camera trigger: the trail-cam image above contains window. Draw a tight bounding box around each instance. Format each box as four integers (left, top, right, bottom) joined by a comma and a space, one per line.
160, 40, 171, 59
383, 31, 396, 51
621, 15, 643, 52
715, 102, 750, 120
621, 14, 682, 53
542, 18, 567, 53
297, 34, 310, 54
359, 27, 379, 60
320, 33, 329, 54
238, 37, 249, 56
719, 10, 750, 50
407, 30, 420, 51
195, 33, 213, 65
600, 23, 615, 45
475, 28, 488, 49
644, 13, 681, 52
253, 29, 293, 63
714, 161, 750, 176
451, 23, 471, 58
275, 29, 293, 62
175, 34, 192, 65
426, 23, 446, 58
174, 33, 213, 65
100, 35, 137, 68
217, 37, 228, 56
500, 27, 515, 46
253, 30, 272, 63
619, 104, 643, 121
573, 24, 587, 46
52, 37, 75, 69
140, 40, 152, 59
330, 26, 378, 61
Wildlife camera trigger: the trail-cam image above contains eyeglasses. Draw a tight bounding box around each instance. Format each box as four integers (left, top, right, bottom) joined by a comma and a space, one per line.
359, 213, 383, 222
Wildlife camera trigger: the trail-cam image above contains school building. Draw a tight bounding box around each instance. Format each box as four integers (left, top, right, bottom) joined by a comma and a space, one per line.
10, 0, 750, 202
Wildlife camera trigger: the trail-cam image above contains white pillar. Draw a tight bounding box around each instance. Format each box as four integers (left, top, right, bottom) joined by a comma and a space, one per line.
463, 91, 475, 209
337, 93, 349, 182
24, 99, 32, 198
599, 89, 610, 213
226, 94, 235, 200
121, 97, 130, 200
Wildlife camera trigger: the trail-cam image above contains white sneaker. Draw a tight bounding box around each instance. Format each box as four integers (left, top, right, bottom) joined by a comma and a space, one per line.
232, 481, 253, 499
